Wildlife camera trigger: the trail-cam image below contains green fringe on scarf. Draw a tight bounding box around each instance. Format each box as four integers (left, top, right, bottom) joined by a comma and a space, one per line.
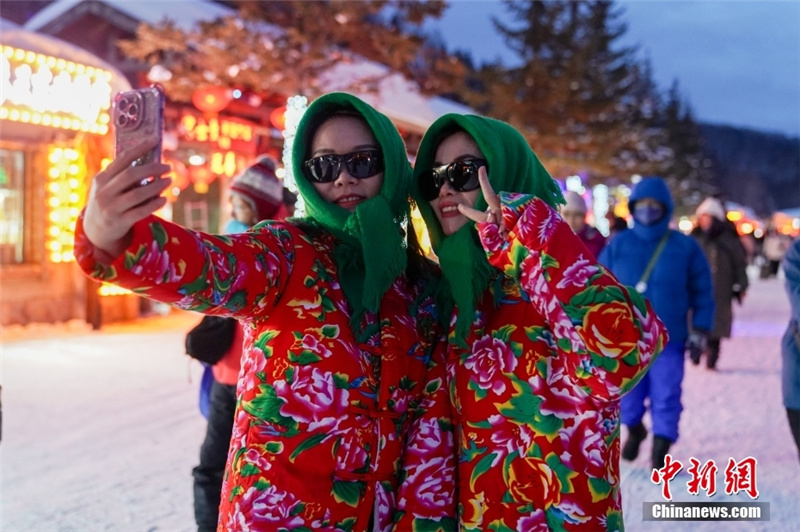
411, 114, 565, 346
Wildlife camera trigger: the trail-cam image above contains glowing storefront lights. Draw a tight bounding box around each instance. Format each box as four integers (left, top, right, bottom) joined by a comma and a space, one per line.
0, 45, 112, 134
46, 146, 85, 263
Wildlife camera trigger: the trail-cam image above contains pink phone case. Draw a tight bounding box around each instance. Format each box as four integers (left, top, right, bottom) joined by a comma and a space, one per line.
113, 86, 165, 176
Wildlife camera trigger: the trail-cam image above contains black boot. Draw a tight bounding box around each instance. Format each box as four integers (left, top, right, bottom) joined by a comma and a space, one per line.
706, 338, 720, 370
651, 436, 672, 470
622, 422, 648, 461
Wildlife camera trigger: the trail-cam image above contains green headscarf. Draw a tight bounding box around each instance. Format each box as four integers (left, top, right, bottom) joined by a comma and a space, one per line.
410, 114, 564, 344
292, 93, 411, 335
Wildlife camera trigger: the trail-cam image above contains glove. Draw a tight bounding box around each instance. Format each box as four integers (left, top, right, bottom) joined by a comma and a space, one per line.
686, 331, 707, 366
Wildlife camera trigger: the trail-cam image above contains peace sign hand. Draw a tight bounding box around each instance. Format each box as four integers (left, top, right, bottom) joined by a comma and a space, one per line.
456, 166, 509, 238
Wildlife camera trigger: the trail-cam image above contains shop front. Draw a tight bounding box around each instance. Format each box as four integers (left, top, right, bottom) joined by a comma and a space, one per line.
0, 21, 136, 327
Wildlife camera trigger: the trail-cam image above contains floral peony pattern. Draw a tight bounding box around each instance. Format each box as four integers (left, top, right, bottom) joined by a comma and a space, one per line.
438, 193, 669, 531
74, 214, 454, 532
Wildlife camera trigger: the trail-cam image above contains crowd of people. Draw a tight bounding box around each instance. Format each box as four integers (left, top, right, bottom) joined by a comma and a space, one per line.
73, 91, 798, 531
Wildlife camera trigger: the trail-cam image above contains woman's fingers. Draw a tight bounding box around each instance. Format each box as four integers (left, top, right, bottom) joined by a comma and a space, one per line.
458, 203, 486, 223
478, 167, 501, 210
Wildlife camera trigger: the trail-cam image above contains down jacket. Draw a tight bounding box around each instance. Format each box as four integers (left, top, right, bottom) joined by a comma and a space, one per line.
74, 216, 453, 532
397, 194, 668, 531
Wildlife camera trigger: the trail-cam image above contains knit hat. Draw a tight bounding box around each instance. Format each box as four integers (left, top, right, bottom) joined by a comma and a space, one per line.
696, 197, 726, 221
230, 155, 283, 220
562, 190, 587, 214
411, 113, 564, 345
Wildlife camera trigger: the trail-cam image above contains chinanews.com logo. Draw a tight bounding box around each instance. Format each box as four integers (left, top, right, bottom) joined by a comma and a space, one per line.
644, 454, 770, 522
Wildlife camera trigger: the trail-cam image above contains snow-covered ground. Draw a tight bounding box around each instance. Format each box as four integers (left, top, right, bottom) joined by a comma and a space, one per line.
2, 272, 799, 531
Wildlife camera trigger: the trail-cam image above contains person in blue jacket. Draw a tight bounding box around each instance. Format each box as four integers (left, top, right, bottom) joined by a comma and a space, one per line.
599, 176, 715, 469
781, 237, 800, 462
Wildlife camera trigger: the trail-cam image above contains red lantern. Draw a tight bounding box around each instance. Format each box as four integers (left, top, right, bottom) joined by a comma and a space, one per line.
270, 106, 287, 130
192, 86, 232, 114
189, 164, 214, 193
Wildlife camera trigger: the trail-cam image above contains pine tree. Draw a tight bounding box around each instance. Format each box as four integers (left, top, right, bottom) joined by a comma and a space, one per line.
654, 81, 719, 215
459, 0, 662, 184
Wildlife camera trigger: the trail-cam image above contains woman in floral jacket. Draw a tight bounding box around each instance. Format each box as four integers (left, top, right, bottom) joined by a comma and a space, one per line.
75, 93, 454, 532
397, 114, 668, 531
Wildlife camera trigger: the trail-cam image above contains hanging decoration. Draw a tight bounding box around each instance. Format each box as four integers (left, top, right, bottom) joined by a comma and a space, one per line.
191, 85, 231, 114
280, 95, 308, 215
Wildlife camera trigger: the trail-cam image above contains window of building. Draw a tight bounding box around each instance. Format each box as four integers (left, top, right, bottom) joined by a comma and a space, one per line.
0, 147, 25, 264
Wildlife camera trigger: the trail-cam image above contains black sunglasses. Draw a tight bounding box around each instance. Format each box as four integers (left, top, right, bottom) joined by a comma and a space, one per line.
418, 159, 487, 201
302, 149, 384, 183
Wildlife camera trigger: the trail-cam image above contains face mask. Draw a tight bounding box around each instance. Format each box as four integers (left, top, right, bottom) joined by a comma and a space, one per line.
633, 203, 665, 226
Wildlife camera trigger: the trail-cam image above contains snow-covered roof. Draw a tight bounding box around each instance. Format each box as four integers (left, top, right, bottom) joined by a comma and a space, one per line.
21, 0, 474, 132
24, 0, 235, 33
1, 16, 131, 95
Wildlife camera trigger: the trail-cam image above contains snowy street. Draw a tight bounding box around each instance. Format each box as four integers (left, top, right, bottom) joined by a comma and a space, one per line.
2, 271, 799, 531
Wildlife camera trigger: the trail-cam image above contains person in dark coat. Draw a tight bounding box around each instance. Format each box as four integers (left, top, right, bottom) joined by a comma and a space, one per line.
781, 237, 800, 462
689, 197, 749, 369
598, 176, 715, 469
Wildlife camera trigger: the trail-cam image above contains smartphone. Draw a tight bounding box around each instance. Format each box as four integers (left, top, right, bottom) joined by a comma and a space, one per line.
113, 85, 165, 186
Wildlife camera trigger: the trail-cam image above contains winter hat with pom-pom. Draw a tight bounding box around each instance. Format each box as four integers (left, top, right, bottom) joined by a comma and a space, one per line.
695, 197, 726, 221
230, 155, 284, 220
562, 190, 588, 214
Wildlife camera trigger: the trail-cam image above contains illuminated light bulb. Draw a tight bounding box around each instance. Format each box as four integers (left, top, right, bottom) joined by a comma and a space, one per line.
25, 51, 35, 63
32, 113, 42, 124
48, 168, 60, 179
3, 46, 13, 58
49, 211, 61, 223
68, 164, 79, 175
42, 115, 52, 126
47, 241, 61, 251
46, 57, 56, 68
56, 58, 66, 70
63, 252, 74, 262
49, 227, 61, 237
0, 108, 8, 119
69, 207, 80, 217
66, 149, 78, 160
20, 111, 31, 123
48, 182, 60, 193
9, 109, 20, 121
69, 192, 80, 203
36, 54, 46, 65
68, 178, 79, 188
14, 49, 24, 61
50, 252, 62, 263
48, 197, 61, 208
62, 118, 72, 129
52, 116, 62, 127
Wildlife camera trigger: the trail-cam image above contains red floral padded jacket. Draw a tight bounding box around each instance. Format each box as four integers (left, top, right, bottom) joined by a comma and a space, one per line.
399, 194, 668, 532
74, 215, 454, 532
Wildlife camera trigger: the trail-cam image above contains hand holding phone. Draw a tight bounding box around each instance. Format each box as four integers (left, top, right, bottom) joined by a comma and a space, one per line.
113, 85, 165, 185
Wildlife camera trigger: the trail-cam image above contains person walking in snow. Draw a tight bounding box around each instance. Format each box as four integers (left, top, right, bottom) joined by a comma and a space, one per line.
74, 92, 454, 532
191, 155, 296, 532
781, 236, 800, 462
561, 190, 607, 259
599, 176, 715, 470
689, 197, 749, 370
395, 114, 668, 531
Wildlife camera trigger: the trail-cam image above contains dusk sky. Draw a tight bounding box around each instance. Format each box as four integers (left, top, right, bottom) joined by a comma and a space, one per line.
433, 0, 800, 138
